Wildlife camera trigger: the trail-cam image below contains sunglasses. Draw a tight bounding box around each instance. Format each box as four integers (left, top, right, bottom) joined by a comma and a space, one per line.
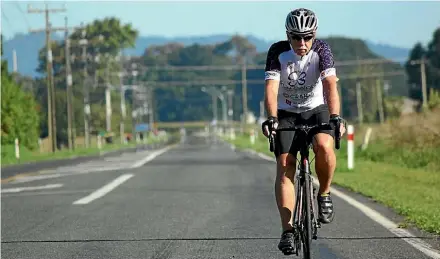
289, 34, 314, 42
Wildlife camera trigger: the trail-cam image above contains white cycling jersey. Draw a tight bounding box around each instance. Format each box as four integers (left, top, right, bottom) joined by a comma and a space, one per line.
264, 39, 337, 113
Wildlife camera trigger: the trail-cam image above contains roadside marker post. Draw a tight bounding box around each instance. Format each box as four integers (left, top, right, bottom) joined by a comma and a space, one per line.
347, 125, 354, 170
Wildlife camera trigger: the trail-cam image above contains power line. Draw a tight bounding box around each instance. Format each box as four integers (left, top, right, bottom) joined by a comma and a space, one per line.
128, 57, 411, 72
14, 3, 31, 29
132, 70, 407, 87
1, 9, 13, 31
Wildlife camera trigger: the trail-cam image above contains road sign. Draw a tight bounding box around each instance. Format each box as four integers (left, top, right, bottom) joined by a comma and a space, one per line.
135, 123, 149, 132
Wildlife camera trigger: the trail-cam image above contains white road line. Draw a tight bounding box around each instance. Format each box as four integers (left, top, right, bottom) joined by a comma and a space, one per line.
1, 184, 63, 193
73, 174, 134, 205
1, 190, 93, 198
252, 150, 440, 259
8, 174, 63, 184
130, 145, 173, 168
325, 184, 440, 259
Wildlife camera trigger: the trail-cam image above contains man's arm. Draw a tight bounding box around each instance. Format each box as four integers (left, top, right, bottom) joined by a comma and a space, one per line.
264, 42, 283, 118
317, 40, 340, 115
322, 75, 340, 115
265, 79, 279, 117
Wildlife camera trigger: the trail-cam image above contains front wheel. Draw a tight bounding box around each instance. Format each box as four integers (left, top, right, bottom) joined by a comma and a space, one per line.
301, 158, 312, 259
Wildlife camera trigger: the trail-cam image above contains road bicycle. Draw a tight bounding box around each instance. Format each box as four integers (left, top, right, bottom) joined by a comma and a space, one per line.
268, 121, 341, 258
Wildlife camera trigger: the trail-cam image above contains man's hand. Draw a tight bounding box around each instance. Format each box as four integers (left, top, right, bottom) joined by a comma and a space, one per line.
330, 114, 346, 137
261, 116, 279, 138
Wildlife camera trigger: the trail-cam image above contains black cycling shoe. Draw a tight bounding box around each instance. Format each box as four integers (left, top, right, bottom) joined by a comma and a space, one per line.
278, 230, 296, 255
317, 192, 335, 224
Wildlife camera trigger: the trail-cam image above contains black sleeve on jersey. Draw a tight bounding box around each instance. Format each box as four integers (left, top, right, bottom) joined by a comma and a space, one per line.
264, 42, 282, 73
315, 40, 335, 72
265, 41, 291, 71
264, 41, 291, 80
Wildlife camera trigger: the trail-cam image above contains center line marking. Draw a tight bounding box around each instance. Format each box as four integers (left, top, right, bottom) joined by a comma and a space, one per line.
73, 174, 134, 205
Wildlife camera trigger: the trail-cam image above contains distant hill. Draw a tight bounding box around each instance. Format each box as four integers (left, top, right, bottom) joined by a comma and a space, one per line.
1, 32, 410, 78
2, 32, 63, 78
365, 40, 410, 64
122, 34, 273, 55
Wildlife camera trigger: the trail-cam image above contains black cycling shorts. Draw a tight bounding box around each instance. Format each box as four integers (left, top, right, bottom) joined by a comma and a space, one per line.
273, 104, 334, 158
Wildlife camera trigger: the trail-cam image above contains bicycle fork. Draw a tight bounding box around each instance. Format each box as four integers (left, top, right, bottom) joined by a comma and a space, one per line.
292, 168, 303, 256
301, 158, 321, 241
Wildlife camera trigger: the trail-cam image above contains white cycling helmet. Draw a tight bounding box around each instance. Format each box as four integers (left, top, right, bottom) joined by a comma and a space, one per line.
285, 8, 318, 35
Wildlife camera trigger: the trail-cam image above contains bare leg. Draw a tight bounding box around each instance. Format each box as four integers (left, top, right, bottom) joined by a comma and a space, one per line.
313, 133, 336, 194
275, 153, 297, 231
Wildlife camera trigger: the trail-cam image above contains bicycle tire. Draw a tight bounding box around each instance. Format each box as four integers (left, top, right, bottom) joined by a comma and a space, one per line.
301, 157, 312, 259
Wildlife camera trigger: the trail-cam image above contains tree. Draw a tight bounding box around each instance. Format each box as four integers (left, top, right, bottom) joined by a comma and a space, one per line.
70, 17, 138, 55
1, 34, 40, 150
37, 17, 138, 81
34, 17, 139, 141
405, 43, 426, 100
426, 28, 440, 92
405, 28, 440, 103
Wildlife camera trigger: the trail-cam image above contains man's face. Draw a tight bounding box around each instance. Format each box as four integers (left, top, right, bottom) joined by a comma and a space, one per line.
287, 32, 315, 56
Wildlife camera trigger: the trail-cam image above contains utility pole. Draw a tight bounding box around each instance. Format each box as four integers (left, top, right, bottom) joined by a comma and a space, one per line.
132, 90, 137, 143
421, 57, 428, 110
376, 79, 385, 124
11, 49, 18, 83
213, 94, 218, 123
64, 17, 74, 150
119, 74, 126, 144
356, 82, 363, 125
131, 64, 139, 142
118, 52, 126, 144
28, 3, 66, 153
79, 23, 91, 148
259, 99, 264, 119
118, 71, 126, 144
12, 49, 17, 72
241, 56, 248, 124
105, 63, 112, 132
227, 89, 234, 123
410, 58, 428, 110
148, 86, 154, 130
227, 89, 234, 137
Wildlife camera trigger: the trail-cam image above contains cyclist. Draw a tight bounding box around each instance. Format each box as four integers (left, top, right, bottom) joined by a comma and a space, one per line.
261, 8, 346, 254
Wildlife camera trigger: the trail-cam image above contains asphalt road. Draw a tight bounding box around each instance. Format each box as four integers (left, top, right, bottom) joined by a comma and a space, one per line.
2, 135, 439, 259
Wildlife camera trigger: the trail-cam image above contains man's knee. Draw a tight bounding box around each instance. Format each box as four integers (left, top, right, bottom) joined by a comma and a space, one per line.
313, 133, 334, 155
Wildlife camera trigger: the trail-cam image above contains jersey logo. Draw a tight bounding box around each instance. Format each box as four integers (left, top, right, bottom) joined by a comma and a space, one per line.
287, 71, 307, 86
285, 62, 307, 88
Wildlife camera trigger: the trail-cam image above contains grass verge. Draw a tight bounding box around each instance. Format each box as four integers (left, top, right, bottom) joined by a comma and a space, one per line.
225, 133, 440, 235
